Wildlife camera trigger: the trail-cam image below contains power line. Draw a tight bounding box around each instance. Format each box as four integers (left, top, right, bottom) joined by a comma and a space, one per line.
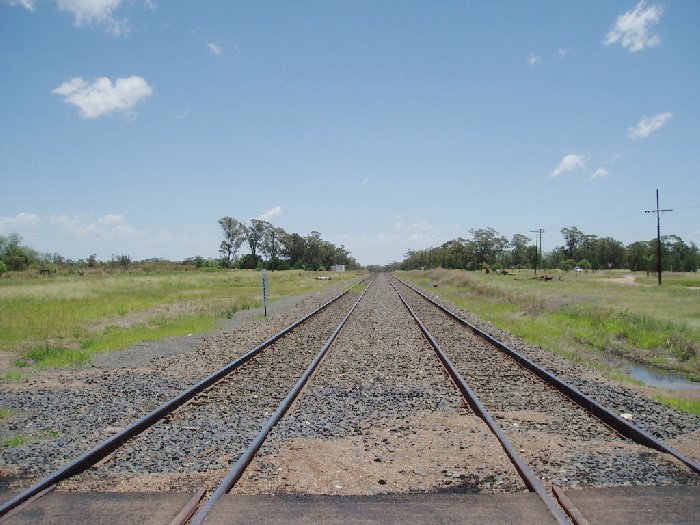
529, 228, 544, 274
644, 189, 673, 286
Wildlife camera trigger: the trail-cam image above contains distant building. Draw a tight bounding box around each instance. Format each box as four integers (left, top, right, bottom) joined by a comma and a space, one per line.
330, 265, 346, 272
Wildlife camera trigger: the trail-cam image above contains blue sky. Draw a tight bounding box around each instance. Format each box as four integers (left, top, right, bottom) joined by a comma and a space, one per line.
1, 1, 698, 265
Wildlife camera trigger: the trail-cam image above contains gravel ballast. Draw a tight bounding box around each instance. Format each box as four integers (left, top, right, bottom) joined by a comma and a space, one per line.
1, 273, 698, 497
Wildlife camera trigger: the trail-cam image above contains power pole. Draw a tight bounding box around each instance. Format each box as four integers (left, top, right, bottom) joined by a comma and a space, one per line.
530, 229, 544, 275
644, 189, 673, 285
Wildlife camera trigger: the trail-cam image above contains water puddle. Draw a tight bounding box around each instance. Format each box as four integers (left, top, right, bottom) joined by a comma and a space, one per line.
626, 364, 700, 391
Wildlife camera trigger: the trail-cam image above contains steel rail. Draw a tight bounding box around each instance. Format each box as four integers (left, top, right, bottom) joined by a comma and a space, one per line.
394, 276, 700, 476
189, 277, 375, 524
388, 277, 572, 525
0, 276, 369, 518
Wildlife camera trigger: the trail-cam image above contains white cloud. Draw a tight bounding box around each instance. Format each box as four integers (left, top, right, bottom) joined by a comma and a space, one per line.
527, 52, 542, 67
207, 42, 222, 55
627, 111, 672, 140
53, 76, 153, 119
3, 0, 35, 10
4, 1, 155, 34
604, 1, 663, 52
258, 207, 283, 222
50, 213, 142, 239
0, 212, 41, 230
57, 0, 127, 34
550, 154, 589, 178
361, 177, 372, 186
589, 168, 610, 181
555, 48, 569, 60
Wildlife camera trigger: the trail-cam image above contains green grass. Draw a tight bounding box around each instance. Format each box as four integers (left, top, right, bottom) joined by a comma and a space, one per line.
2, 371, 26, 382
1, 269, 360, 369
14, 345, 90, 368
2, 435, 27, 448
0, 408, 14, 420
401, 268, 700, 380
1, 430, 60, 449
652, 394, 700, 417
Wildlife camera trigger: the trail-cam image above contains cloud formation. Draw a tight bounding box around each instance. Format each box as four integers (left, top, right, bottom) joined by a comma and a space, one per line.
3, 0, 35, 10
50, 213, 143, 239
550, 154, 589, 178
627, 112, 672, 140
0, 212, 41, 230
258, 207, 283, 222
4, 0, 156, 34
53, 76, 153, 118
207, 42, 222, 55
527, 52, 542, 67
604, 1, 663, 52
58, 0, 126, 34
589, 168, 610, 181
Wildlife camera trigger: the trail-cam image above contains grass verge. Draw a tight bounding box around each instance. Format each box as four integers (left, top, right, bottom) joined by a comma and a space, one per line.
1, 269, 359, 369
400, 268, 700, 413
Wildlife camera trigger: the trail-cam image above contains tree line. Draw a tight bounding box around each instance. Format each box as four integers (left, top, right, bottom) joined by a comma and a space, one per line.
218, 217, 359, 271
395, 226, 699, 273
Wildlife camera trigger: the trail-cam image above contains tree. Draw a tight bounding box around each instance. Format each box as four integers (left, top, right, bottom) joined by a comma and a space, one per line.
577, 259, 592, 271
218, 217, 247, 268
560, 226, 586, 260
280, 232, 306, 267
0, 234, 37, 271
260, 225, 286, 270
469, 227, 509, 267
627, 241, 650, 272
246, 219, 269, 264
561, 259, 576, 272
510, 233, 533, 268
594, 237, 626, 269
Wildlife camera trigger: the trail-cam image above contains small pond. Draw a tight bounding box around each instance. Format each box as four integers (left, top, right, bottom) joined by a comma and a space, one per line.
626, 363, 700, 391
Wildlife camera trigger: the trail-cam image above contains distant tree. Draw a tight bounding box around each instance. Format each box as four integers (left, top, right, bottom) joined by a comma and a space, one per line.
560, 227, 586, 260
87, 254, 98, 268
238, 253, 258, 269
280, 232, 306, 268
561, 259, 576, 272
117, 254, 131, 269
0, 260, 7, 276
593, 237, 626, 269
577, 259, 592, 271
0, 234, 37, 271
246, 219, 269, 263
469, 227, 509, 267
510, 233, 533, 268
260, 225, 286, 270
218, 217, 247, 268
627, 241, 650, 272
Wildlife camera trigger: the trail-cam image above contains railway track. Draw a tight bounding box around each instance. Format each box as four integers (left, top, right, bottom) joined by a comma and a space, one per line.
0, 277, 371, 520
1, 273, 698, 524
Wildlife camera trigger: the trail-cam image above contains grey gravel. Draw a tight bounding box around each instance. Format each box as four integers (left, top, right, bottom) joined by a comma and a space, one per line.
1, 273, 698, 497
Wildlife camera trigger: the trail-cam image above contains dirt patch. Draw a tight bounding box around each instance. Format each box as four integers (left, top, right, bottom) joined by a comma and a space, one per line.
602, 274, 639, 286
59, 469, 232, 493
666, 430, 700, 462
232, 413, 526, 495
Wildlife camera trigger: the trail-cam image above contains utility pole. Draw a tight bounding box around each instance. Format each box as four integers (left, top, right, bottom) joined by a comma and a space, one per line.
644, 189, 673, 285
530, 229, 544, 275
